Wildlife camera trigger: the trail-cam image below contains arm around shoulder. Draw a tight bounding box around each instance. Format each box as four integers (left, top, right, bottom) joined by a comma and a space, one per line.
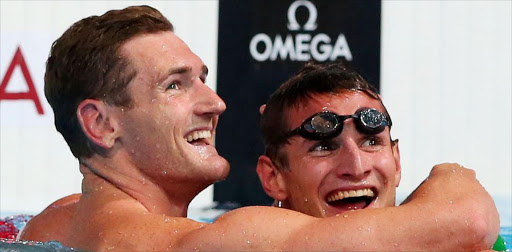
176, 164, 499, 251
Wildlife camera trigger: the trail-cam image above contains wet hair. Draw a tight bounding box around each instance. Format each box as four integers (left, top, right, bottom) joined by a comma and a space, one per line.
260, 61, 393, 170
45, 5, 174, 158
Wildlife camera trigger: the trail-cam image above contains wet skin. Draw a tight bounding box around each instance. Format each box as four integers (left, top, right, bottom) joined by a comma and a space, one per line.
116, 31, 229, 192
275, 91, 401, 217
19, 32, 499, 251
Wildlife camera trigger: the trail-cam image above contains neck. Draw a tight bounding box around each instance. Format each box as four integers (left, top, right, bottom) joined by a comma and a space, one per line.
79, 153, 202, 217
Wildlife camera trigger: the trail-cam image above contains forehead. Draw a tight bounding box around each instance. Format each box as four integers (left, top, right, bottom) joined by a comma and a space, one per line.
119, 31, 204, 81
287, 91, 385, 129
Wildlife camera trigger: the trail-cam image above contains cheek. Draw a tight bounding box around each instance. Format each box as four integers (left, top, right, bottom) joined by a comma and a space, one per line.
371, 152, 398, 181
288, 159, 330, 192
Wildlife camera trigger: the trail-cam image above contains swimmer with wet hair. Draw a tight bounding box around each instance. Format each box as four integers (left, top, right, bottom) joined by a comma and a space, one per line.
19, 6, 499, 251
256, 61, 501, 248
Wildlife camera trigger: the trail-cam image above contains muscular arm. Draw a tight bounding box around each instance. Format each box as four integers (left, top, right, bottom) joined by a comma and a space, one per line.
177, 163, 499, 251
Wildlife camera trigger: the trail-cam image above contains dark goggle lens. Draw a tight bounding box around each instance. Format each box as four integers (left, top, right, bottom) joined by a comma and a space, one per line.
356, 108, 388, 134
289, 108, 390, 140
306, 113, 339, 134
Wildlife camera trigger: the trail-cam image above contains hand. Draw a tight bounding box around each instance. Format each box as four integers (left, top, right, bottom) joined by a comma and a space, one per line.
403, 163, 500, 250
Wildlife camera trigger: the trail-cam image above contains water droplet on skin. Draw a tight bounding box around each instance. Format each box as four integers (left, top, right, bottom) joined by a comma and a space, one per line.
151, 98, 156, 103
449, 200, 453, 204
164, 218, 170, 223
394, 243, 398, 247
247, 240, 251, 244
162, 170, 167, 175
304, 198, 308, 202
156, 144, 160, 149
194, 145, 210, 159
108, 211, 112, 214
343, 214, 349, 218
120, 108, 124, 113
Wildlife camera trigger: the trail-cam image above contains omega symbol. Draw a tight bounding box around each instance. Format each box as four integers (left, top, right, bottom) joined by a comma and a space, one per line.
249, 0, 353, 62
287, 0, 318, 31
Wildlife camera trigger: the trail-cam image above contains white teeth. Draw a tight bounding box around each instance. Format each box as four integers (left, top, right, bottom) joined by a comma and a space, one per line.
185, 130, 212, 143
326, 188, 375, 203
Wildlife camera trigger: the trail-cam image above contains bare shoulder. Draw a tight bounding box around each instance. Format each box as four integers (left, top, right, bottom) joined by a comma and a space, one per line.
18, 193, 81, 242
47, 193, 82, 208
62, 195, 205, 251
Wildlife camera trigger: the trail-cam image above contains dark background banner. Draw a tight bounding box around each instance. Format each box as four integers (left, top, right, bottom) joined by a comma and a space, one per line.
214, 0, 381, 206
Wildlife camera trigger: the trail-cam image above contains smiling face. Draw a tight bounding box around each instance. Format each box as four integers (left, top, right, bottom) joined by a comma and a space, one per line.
114, 31, 229, 192
279, 91, 401, 217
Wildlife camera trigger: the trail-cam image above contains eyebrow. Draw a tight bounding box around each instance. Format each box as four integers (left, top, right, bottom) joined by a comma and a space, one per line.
168, 65, 208, 75
156, 64, 208, 85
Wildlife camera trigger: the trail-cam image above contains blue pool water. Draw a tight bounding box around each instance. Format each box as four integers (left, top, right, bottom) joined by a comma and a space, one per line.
501, 227, 512, 251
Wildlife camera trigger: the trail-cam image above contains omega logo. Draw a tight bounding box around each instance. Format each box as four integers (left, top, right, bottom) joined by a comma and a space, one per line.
250, 0, 353, 62
287, 0, 317, 31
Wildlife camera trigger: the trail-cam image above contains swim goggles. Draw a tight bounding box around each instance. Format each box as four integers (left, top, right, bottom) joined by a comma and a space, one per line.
285, 107, 391, 141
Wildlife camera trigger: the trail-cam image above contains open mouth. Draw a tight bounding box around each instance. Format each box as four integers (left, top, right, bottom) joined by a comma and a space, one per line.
325, 188, 376, 211
184, 130, 212, 146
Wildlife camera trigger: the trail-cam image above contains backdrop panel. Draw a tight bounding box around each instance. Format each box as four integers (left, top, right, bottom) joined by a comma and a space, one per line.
215, 0, 381, 206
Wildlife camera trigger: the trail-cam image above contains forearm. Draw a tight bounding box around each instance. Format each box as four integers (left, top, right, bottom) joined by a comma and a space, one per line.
288, 201, 495, 251
395, 165, 500, 250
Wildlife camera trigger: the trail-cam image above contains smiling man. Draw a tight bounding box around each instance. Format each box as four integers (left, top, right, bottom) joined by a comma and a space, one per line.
256, 61, 401, 217
18, 6, 499, 251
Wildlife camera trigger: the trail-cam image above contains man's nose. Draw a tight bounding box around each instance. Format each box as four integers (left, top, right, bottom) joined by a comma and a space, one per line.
334, 138, 371, 180
194, 82, 227, 116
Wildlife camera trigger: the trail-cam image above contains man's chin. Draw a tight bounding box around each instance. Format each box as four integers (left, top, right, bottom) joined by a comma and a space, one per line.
198, 156, 230, 182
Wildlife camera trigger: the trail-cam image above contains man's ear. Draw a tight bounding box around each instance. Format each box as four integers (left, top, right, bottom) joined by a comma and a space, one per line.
77, 99, 120, 149
392, 139, 401, 187
256, 155, 288, 201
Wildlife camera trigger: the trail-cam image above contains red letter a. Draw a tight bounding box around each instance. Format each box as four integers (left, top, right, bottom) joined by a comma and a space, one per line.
0, 46, 44, 115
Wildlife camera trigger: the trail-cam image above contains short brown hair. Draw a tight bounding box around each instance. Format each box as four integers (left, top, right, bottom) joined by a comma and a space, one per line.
260, 61, 392, 170
45, 5, 173, 158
